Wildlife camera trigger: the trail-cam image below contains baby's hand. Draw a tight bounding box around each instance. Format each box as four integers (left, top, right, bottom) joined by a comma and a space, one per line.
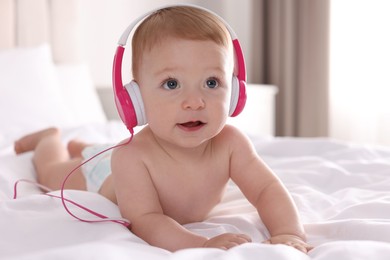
203, 233, 252, 250
263, 234, 313, 253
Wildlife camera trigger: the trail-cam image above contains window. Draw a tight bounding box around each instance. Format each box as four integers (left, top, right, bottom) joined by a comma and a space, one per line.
330, 0, 390, 145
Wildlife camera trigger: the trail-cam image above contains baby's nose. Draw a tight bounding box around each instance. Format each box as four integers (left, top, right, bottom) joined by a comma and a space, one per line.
182, 91, 205, 110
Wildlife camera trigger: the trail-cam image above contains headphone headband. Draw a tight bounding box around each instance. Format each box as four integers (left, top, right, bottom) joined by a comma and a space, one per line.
118, 4, 238, 46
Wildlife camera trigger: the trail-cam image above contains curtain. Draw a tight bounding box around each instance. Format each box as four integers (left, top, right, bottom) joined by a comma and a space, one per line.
257, 0, 330, 137
0, 0, 14, 48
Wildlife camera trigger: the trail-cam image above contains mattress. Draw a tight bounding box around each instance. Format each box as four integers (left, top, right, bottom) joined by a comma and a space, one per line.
1, 122, 390, 259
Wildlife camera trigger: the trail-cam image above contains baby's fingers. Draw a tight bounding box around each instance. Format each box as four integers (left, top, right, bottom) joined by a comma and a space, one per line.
222, 234, 252, 249
204, 233, 252, 250
288, 241, 309, 253
262, 236, 314, 253
234, 234, 252, 244
284, 240, 314, 253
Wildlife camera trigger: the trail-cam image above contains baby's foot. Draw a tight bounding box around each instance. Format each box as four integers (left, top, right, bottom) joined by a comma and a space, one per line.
67, 140, 89, 158
14, 127, 59, 154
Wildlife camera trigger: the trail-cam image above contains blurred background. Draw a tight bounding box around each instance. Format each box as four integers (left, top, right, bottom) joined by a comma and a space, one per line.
31, 0, 390, 146
77, 0, 328, 138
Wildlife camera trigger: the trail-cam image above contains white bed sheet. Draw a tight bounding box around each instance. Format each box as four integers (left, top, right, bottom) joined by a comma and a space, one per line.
1, 122, 390, 259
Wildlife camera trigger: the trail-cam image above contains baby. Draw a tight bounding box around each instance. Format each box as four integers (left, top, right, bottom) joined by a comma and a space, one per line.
15, 5, 312, 253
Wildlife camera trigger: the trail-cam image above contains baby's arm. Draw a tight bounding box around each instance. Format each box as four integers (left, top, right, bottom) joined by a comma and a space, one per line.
111, 142, 250, 251
227, 127, 312, 253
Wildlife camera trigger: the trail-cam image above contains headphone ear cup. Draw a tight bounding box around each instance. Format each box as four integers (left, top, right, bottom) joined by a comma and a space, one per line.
114, 82, 137, 130
124, 81, 147, 126
229, 76, 239, 116
229, 76, 247, 117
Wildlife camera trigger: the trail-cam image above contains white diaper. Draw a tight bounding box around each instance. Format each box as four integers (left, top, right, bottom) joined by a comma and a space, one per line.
81, 144, 113, 193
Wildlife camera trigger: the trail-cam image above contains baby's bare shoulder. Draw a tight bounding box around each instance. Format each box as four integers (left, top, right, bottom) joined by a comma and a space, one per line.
215, 124, 252, 147
111, 129, 153, 165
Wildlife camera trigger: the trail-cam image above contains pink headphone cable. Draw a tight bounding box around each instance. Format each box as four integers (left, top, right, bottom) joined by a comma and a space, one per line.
13, 131, 134, 228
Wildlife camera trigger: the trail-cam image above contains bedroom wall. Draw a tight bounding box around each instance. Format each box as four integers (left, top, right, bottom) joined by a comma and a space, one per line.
78, 0, 260, 88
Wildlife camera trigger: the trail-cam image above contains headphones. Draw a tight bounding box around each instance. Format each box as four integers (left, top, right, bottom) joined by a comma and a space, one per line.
112, 4, 247, 131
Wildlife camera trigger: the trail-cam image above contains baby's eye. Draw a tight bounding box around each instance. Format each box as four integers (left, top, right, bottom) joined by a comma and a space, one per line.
206, 78, 219, 89
163, 79, 179, 90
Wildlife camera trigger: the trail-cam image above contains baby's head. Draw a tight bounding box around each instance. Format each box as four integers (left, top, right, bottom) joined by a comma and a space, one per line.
112, 5, 246, 132
131, 6, 233, 80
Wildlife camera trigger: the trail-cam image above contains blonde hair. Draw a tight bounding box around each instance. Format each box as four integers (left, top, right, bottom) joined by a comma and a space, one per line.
131, 6, 232, 80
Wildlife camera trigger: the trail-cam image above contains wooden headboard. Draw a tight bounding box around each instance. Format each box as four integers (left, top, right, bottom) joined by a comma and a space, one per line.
0, 0, 81, 64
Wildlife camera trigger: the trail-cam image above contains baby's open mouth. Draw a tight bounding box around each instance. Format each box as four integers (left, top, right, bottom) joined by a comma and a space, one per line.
178, 121, 206, 130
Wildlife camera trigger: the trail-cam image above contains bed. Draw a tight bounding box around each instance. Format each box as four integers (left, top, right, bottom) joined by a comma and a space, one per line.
2, 1, 390, 259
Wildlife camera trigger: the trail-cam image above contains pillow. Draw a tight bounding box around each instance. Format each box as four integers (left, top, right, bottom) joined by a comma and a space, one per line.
0, 44, 75, 136
55, 63, 107, 125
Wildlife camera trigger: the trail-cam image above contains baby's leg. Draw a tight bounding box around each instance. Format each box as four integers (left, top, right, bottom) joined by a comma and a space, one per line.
14, 127, 58, 154
67, 140, 90, 158
15, 128, 86, 191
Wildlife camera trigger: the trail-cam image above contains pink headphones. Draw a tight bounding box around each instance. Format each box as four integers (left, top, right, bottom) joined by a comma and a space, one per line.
113, 4, 247, 131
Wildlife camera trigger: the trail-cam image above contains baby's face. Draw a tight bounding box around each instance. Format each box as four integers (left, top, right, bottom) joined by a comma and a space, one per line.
137, 37, 234, 148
